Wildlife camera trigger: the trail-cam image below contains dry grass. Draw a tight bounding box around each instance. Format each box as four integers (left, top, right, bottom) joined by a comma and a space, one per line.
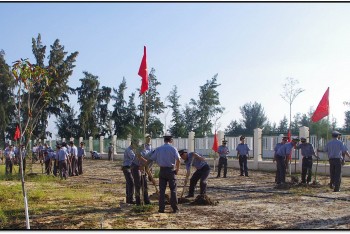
1, 159, 350, 229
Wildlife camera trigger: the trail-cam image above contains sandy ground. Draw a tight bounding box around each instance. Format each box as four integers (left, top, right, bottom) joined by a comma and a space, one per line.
25, 158, 350, 229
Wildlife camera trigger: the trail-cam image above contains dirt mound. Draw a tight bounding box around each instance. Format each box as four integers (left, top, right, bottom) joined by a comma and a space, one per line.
190, 194, 218, 206
178, 197, 190, 204
149, 193, 170, 204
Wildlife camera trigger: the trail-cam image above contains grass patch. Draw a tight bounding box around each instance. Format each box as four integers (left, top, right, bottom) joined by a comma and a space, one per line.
131, 204, 155, 213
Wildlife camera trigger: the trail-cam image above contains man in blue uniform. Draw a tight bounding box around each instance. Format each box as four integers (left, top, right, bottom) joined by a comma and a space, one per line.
273, 136, 288, 183
149, 134, 180, 213
236, 136, 251, 177
179, 149, 210, 198
77, 142, 85, 175
216, 140, 229, 178
325, 131, 350, 192
131, 139, 151, 206
122, 139, 139, 204
275, 137, 300, 186
296, 137, 319, 184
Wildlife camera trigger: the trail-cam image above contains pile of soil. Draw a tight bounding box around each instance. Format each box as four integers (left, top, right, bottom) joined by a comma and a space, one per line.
190, 194, 218, 206
178, 197, 190, 204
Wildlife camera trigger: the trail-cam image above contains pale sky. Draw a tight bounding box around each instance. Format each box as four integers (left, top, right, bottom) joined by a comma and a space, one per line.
2, 2, 350, 137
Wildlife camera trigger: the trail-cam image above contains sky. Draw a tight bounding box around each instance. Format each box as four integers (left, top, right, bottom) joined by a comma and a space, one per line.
2, 2, 350, 137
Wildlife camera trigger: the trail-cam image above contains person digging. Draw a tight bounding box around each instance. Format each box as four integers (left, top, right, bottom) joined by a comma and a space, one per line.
178, 149, 210, 200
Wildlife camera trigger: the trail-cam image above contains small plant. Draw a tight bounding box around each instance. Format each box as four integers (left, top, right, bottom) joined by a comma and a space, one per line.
131, 204, 155, 213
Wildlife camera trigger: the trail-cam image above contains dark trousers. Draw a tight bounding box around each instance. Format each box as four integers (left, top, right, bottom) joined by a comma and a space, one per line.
5, 159, 13, 174
276, 156, 286, 184
188, 164, 210, 196
53, 160, 58, 176
108, 152, 113, 161
131, 166, 150, 205
71, 157, 78, 176
329, 158, 342, 190
67, 157, 72, 176
45, 159, 52, 175
239, 155, 248, 176
301, 157, 313, 183
78, 157, 83, 175
59, 160, 68, 179
217, 157, 227, 177
122, 166, 134, 203
159, 167, 178, 212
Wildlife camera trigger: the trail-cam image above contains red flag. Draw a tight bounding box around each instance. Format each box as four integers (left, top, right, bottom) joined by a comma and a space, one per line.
287, 129, 291, 143
212, 132, 219, 152
311, 87, 329, 122
138, 46, 148, 95
14, 125, 20, 141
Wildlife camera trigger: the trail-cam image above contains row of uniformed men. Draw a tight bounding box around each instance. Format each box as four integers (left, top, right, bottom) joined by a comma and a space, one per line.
122, 134, 211, 213
2, 141, 86, 178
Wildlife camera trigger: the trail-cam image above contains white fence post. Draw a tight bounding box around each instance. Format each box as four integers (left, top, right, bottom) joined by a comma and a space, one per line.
100, 136, 104, 154
188, 131, 195, 152
253, 128, 262, 170
89, 136, 93, 152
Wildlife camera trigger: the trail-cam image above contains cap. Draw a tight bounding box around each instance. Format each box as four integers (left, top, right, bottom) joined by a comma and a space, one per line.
163, 133, 173, 139
332, 131, 341, 137
240, 135, 245, 140
61, 142, 67, 147
222, 140, 228, 143
178, 149, 187, 155
80, 142, 85, 145
292, 137, 300, 142
300, 137, 307, 141
69, 141, 74, 145
282, 136, 288, 140
145, 134, 151, 138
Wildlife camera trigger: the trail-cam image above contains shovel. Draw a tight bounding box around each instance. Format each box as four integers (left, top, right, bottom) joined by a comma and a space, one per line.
312, 156, 320, 185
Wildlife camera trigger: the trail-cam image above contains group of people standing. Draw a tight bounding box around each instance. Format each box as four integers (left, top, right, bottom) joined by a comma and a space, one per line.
122, 134, 211, 214
1, 141, 86, 179
216, 135, 251, 178
274, 131, 350, 192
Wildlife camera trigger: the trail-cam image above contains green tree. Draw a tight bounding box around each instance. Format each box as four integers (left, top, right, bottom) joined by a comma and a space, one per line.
111, 77, 128, 138
0, 50, 15, 144
138, 68, 165, 135
183, 104, 198, 133
191, 74, 224, 137
240, 102, 267, 134
278, 116, 289, 133
12, 58, 55, 229
167, 86, 187, 137
31, 34, 78, 139
55, 105, 79, 139
76, 71, 99, 139
225, 120, 245, 136
344, 110, 350, 133
97, 86, 112, 137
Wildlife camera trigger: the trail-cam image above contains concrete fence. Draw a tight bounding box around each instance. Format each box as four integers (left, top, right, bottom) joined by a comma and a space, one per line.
27, 126, 350, 176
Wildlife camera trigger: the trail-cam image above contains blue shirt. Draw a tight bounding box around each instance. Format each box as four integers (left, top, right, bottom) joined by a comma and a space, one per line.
325, 138, 347, 159
70, 145, 78, 158
123, 146, 136, 167
274, 143, 284, 156
150, 143, 180, 168
58, 148, 68, 161
276, 142, 294, 157
296, 143, 316, 157
236, 143, 250, 155
185, 152, 207, 170
77, 147, 85, 157
218, 145, 229, 158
